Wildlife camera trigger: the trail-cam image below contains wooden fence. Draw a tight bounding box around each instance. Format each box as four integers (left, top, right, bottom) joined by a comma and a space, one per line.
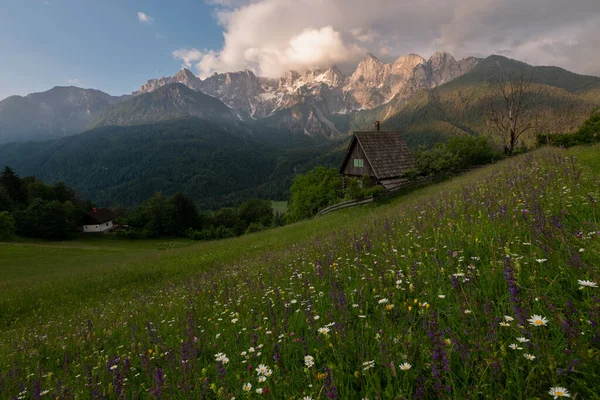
314, 175, 440, 218
314, 197, 374, 217
314, 164, 496, 218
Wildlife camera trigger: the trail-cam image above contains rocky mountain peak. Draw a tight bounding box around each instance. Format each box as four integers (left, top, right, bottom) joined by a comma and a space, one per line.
349, 53, 389, 86
428, 52, 458, 70
129, 50, 481, 136
319, 66, 344, 87
278, 70, 301, 89
302, 66, 345, 88
174, 68, 196, 79
427, 51, 461, 86
393, 54, 426, 68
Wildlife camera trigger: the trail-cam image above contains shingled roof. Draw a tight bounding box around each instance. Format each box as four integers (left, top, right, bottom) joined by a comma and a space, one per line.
80, 208, 116, 225
341, 132, 415, 179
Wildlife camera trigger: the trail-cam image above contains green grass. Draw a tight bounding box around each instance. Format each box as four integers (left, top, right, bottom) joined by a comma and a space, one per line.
0, 200, 380, 330
271, 200, 288, 214
1, 145, 599, 399
0, 237, 191, 285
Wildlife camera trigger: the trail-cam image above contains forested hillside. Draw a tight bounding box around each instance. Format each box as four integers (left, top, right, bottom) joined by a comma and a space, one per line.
0, 118, 343, 208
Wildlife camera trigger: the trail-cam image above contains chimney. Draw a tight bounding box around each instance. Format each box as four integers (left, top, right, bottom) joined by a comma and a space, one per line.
374, 120, 381, 132
93, 207, 97, 213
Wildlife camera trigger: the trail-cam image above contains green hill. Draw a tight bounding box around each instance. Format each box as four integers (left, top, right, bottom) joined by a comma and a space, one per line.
0, 117, 342, 208
351, 56, 600, 147
1, 145, 599, 398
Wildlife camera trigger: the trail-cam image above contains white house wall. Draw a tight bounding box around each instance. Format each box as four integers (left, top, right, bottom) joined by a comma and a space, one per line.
82, 220, 114, 233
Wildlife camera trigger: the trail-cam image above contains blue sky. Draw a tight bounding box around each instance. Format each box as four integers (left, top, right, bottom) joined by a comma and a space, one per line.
2, 0, 599, 101
0, 0, 223, 100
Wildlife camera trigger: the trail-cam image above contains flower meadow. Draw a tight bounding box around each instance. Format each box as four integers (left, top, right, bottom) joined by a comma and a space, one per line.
1, 148, 600, 399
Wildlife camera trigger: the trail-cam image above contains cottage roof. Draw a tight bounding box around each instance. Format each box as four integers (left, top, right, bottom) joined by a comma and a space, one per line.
81, 208, 116, 225
340, 131, 415, 179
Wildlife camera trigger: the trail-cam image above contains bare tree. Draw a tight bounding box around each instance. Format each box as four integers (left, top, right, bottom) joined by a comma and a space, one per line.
486, 73, 539, 155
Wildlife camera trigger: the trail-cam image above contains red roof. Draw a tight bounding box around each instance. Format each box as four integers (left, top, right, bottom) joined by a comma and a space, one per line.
83, 208, 116, 224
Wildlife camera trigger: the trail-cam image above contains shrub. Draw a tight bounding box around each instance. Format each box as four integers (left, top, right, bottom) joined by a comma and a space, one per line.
415, 136, 501, 175
16, 199, 71, 240
415, 144, 460, 175
0, 211, 15, 240
287, 167, 344, 222
544, 109, 600, 148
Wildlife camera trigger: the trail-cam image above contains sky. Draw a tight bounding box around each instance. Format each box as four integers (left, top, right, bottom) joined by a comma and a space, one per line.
1, 0, 600, 101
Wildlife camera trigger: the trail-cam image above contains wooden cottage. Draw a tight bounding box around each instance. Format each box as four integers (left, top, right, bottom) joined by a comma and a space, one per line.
80, 208, 117, 233
339, 131, 415, 191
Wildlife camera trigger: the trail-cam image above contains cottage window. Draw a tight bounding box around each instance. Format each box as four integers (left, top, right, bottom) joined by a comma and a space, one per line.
353, 158, 364, 168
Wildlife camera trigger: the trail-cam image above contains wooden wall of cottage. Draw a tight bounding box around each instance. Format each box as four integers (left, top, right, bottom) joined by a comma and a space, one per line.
341, 142, 375, 178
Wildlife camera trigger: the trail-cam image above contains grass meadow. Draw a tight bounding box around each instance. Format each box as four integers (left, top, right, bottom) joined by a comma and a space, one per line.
0, 146, 599, 399
271, 201, 289, 215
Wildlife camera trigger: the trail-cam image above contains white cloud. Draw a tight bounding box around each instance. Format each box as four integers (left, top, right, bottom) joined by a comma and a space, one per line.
172, 48, 204, 69
180, 0, 600, 78
67, 78, 79, 85
156, 33, 166, 39
137, 12, 154, 24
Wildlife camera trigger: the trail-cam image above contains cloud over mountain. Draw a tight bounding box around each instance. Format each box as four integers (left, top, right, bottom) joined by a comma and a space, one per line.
173, 0, 600, 78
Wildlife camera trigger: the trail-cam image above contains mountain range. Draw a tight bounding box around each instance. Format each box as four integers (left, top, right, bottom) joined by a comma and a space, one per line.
0, 51, 485, 144
0, 52, 599, 207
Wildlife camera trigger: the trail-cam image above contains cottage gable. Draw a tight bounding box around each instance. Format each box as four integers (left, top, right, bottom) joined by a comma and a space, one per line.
340, 131, 415, 181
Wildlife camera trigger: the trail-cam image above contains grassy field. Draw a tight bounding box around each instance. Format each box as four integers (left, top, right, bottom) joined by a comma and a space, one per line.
271, 200, 289, 214
0, 145, 599, 399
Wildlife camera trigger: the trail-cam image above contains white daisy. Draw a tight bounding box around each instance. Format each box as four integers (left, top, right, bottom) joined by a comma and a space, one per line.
578, 280, 598, 288
516, 337, 530, 343
398, 362, 411, 371
304, 355, 314, 368
256, 364, 268, 375
242, 383, 252, 392
528, 315, 549, 326
523, 353, 535, 361
548, 386, 571, 399
318, 327, 330, 335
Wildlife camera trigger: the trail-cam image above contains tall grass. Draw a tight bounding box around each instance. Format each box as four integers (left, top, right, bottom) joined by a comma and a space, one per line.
1, 146, 599, 399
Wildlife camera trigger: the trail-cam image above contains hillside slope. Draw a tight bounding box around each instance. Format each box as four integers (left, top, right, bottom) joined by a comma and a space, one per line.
1, 146, 598, 398
351, 56, 600, 147
0, 86, 126, 143
89, 83, 238, 128
0, 117, 342, 207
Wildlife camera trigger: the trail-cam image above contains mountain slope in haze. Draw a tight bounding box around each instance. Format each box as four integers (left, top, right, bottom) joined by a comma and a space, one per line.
351, 55, 600, 148
0, 86, 127, 143
89, 83, 238, 128
0, 117, 341, 208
